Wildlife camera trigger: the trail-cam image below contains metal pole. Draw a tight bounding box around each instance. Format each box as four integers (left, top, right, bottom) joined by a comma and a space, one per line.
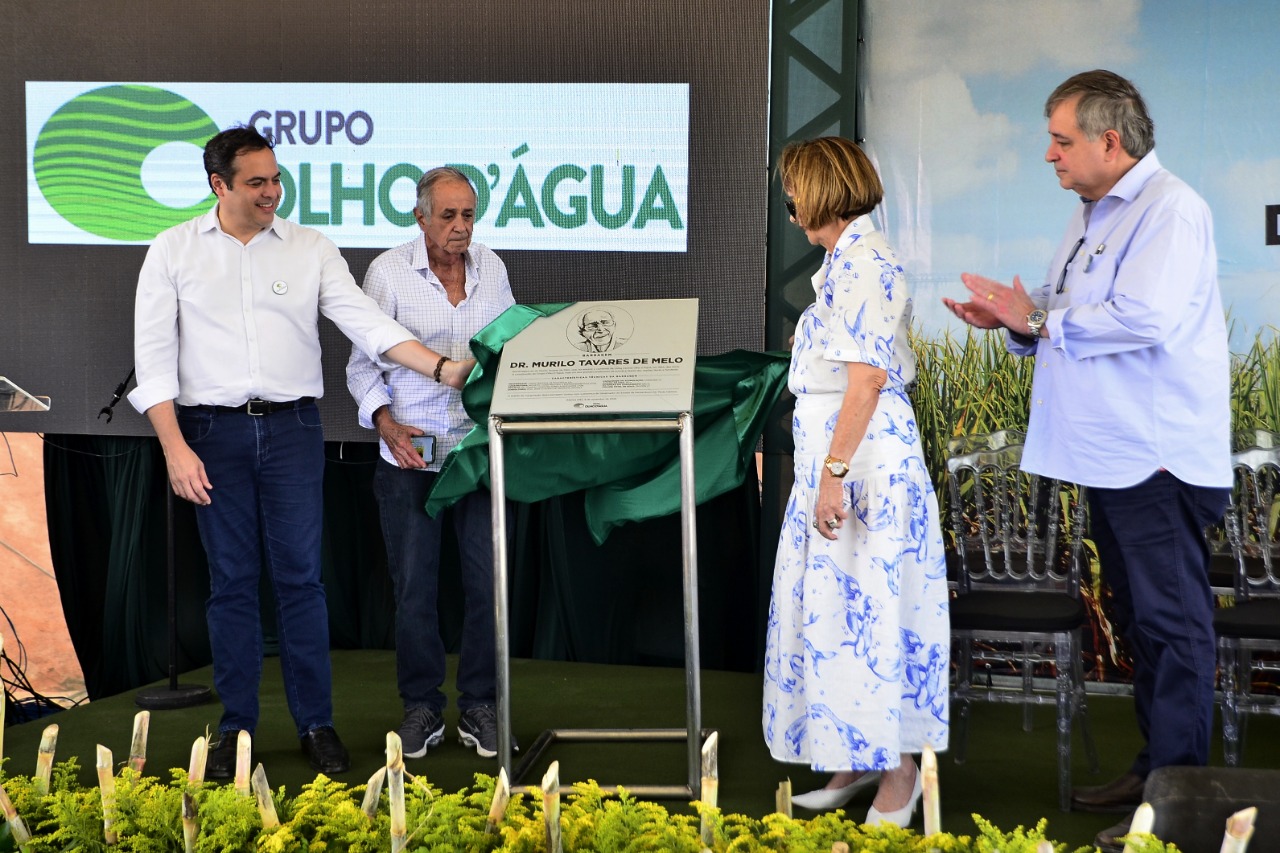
134, 483, 211, 710
489, 415, 514, 777
678, 412, 701, 799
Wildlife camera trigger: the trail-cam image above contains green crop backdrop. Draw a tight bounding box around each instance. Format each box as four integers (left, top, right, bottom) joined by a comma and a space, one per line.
909, 322, 1280, 682
1228, 325, 1280, 438
910, 322, 1280, 511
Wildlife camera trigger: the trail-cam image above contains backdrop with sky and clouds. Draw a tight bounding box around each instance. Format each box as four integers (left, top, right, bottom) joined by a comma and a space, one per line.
863, 0, 1280, 349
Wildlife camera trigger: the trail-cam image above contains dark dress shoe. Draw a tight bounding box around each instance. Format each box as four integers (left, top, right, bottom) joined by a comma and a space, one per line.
300, 726, 350, 775
1071, 771, 1145, 813
206, 731, 244, 781
1094, 812, 1133, 853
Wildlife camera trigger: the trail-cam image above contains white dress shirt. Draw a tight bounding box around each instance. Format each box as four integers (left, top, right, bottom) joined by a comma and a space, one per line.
1011, 151, 1231, 489
345, 238, 514, 471
129, 207, 413, 414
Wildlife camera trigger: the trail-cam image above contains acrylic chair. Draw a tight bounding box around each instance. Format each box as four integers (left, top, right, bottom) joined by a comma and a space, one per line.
1215, 443, 1280, 766
945, 436, 1100, 811
1208, 432, 1280, 595
942, 430, 1025, 588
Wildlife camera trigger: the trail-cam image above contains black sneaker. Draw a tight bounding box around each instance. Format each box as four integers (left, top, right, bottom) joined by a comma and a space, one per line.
398, 707, 445, 759
457, 705, 517, 758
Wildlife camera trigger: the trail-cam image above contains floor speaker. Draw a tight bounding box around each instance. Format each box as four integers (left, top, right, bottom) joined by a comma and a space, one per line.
1145, 766, 1280, 852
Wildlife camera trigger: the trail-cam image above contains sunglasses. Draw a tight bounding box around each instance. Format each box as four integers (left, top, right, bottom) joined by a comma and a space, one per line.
783, 198, 857, 222
1056, 236, 1085, 294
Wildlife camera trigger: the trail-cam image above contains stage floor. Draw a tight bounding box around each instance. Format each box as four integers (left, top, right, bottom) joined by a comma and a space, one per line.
7, 650, 1280, 847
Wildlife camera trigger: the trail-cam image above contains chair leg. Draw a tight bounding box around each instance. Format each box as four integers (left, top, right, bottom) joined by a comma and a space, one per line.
1022, 640, 1034, 732
952, 697, 972, 765
1072, 641, 1100, 774
1219, 641, 1241, 767
1235, 647, 1254, 764
1054, 638, 1073, 812
952, 637, 973, 765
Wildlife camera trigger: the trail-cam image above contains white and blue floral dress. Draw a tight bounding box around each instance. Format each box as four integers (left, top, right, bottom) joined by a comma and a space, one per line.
762, 215, 949, 772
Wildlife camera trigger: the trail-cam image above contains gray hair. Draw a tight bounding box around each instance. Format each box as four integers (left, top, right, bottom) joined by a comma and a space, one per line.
415, 166, 476, 218
1044, 70, 1155, 160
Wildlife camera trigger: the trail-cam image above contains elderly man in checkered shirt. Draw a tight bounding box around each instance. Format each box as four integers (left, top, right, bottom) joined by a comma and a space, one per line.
347, 166, 515, 760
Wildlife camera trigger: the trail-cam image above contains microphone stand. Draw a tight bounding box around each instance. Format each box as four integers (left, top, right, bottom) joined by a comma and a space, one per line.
99, 367, 210, 709
135, 485, 211, 709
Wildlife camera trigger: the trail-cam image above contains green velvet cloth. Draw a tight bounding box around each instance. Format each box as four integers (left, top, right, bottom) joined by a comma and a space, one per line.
426, 303, 791, 544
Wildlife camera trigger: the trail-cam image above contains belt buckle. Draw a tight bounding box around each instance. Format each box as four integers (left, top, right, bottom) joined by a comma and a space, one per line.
245, 399, 269, 416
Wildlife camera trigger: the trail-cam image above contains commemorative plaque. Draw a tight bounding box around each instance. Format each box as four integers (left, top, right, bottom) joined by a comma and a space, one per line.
490, 298, 698, 416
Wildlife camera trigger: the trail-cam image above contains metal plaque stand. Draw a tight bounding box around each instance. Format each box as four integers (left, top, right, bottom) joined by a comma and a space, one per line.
489, 412, 710, 798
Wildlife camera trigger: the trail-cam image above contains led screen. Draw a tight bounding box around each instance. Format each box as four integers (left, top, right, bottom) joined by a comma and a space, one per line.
0, 0, 768, 439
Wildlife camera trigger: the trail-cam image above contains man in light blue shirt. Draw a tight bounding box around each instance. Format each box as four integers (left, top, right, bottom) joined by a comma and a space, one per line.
944, 70, 1231, 852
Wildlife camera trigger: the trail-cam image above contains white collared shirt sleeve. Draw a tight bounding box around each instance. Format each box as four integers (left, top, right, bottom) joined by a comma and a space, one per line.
346, 256, 398, 430
314, 233, 413, 365
129, 233, 183, 414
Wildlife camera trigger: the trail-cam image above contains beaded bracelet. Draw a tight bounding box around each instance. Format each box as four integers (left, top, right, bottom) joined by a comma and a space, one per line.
432, 356, 450, 383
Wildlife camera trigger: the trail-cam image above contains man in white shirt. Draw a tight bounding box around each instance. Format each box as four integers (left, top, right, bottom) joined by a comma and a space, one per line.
346, 167, 515, 760
129, 127, 471, 779
944, 70, 1231, 851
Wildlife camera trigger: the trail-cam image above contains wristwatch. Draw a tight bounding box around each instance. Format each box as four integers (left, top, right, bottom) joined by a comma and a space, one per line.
1025, 308, 1048, 338
823, 455, 849, 478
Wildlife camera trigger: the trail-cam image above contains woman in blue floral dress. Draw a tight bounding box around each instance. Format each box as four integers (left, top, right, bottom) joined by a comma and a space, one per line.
762, 137, 949, 828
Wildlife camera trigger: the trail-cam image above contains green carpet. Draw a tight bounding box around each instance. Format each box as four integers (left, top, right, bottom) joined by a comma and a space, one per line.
6, 651, 1279, 848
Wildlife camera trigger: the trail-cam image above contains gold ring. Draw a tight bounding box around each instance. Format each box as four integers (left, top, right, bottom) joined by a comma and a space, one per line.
986, 293, 994, 301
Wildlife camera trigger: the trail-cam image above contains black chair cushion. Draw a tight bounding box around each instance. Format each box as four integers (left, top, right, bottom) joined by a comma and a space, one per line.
1214, 597, 1280, 640
950, 590, 1086, 632
1208, 552, 1239, 591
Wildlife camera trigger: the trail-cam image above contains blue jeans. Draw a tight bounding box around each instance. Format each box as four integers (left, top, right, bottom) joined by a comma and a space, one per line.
1087, 470, 1230, 776
373, 460, 497, 713
178, 401, 334, 738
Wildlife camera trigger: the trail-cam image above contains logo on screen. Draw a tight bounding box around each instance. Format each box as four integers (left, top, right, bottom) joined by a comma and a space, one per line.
29, 82, 688, 251
32, 85, 219, 241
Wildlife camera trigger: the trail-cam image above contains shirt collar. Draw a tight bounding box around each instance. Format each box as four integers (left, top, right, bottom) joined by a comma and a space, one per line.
196, 206, 221, 233
198, 204, 284, 242
828, 213, 876, 261
1086, 150, 1162, 205
411, 238, 477, 275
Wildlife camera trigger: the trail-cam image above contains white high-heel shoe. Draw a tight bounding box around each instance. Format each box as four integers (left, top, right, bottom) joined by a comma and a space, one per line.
865, 762, 922, 828
790, 771, 881, 810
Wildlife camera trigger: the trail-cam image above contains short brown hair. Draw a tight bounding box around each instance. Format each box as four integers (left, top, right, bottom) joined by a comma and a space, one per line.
776, 137, 883, 229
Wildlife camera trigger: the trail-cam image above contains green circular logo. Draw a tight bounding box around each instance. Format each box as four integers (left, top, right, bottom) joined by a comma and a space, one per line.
33, 85, 220, 241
